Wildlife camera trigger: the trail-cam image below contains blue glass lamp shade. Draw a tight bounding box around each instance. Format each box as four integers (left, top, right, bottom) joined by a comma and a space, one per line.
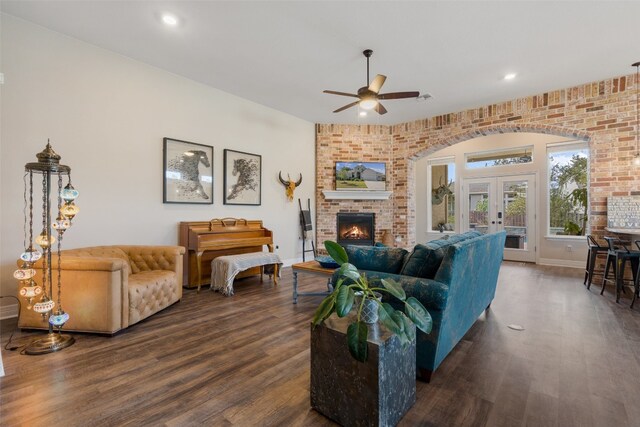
33, 296, 55, 314
49, 310, 70, 327
20, 247, 42, 262
52, 215, 71, 233
61, 183, 79, 202
60, 202, 79, 220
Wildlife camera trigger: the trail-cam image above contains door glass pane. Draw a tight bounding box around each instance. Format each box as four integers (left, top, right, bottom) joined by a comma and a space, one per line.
468, 182, 489, 234
502, 180, 527, 250
430, 163, 455, 232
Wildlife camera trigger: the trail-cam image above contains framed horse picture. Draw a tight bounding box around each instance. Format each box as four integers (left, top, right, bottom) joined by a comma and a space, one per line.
223, 149, 261, 205
163, 138, 214, 204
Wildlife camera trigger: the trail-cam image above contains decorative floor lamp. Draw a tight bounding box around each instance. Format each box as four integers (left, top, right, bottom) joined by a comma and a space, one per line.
14, 142, 79, 354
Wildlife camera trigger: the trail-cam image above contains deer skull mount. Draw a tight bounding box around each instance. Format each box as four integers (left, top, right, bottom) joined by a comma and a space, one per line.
278, 172, 302, 201
431, 176, 453, 206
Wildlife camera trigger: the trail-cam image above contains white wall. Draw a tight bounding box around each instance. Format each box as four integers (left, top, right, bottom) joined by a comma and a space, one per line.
0, 14, 316, 307
415, 132, 587, 267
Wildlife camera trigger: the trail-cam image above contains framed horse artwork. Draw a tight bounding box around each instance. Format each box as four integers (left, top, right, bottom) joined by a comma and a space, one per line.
163, 137, 214, 204
223, 149, 262, 206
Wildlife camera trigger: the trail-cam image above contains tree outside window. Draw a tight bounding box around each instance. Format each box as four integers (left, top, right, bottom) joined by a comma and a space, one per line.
548, 147, 588, 236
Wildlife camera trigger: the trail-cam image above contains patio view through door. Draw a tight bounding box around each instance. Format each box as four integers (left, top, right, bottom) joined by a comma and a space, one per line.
462, 174, 536, 262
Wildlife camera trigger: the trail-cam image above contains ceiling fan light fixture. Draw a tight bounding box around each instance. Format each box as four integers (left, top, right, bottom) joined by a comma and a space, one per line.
360, 98, 378, 110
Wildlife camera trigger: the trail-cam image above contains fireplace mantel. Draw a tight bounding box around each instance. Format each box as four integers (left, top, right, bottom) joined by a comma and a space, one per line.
322, 190, 392, 200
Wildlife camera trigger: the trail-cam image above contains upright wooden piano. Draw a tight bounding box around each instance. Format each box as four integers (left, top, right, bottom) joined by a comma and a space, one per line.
179, 218, 274, 289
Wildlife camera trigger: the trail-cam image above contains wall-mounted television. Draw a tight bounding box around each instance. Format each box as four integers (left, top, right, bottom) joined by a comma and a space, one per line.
335, 162, 386, 191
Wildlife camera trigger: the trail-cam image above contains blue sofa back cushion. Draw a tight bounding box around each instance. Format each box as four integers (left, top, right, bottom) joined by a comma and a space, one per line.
400, 231, 482, 279
344, 245, 409, 274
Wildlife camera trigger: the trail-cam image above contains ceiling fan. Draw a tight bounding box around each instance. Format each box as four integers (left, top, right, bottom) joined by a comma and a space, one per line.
323, 49, 420, 115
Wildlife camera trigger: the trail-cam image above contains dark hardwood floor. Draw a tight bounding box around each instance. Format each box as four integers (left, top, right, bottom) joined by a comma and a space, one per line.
2, 262, 640, 427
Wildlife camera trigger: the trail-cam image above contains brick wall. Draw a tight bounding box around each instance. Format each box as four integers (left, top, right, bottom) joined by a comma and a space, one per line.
315, 124, 393, 247
316, 72, 639, 248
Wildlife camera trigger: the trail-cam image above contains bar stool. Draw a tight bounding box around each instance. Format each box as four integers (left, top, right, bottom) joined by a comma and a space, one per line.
601, 236, 640, 303
632, 241, 640, 309
584, 235, 608, 289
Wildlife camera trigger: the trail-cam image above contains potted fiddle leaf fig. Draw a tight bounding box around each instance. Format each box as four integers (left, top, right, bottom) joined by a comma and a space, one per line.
312, 241, 432, 362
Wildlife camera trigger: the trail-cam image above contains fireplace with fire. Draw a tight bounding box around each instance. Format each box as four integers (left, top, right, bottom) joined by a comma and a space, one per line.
336, 213, 375, 246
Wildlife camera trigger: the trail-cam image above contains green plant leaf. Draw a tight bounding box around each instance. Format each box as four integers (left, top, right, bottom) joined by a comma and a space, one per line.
390, 311, 405, 335
312, 294, 335, 327
400, 312, 416, 343
378, 302, 403, 335
347, 321, 368, 362
404, 297, 432, 334
337, 263, 361, 282
324, 240, 348, 265
335, 285, 355, 317
381, 278, 406, 301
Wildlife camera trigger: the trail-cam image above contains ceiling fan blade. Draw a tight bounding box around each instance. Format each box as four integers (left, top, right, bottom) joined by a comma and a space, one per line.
368, 74, 387, 94
323, 90, 359, 98
378, 91, 420, 100
374, 103, 388, 115
333, 101, 360, 113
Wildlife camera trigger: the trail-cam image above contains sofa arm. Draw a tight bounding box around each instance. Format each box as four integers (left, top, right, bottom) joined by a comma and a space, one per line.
19, 255, 130, 334
119, 246, 185, 274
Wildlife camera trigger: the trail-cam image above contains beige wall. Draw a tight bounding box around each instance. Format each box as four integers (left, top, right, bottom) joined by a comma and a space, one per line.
0, 15, 316, 311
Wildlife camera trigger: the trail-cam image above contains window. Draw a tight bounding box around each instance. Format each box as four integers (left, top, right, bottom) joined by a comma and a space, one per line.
547, 141, 589, 236
466, 146, 533, 169
428, 158, 456, 232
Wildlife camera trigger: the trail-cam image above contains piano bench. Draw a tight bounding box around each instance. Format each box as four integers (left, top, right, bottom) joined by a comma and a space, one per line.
206, 252, 283, 295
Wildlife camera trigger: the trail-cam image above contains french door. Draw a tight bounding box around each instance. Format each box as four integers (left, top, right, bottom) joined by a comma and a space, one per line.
462, 174, 536, 262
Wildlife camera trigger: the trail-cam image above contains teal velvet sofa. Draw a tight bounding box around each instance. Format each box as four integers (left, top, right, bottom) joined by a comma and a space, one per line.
335, 230, 506, 381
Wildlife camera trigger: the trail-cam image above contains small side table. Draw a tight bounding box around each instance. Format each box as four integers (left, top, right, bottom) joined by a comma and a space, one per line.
310, 313, 416, 427
291, 260, 335, 304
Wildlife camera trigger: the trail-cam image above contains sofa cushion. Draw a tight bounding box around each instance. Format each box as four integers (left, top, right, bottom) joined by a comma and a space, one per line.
400, 231, 482, 279
128, 270, 180, 324
344, 245, 409, 274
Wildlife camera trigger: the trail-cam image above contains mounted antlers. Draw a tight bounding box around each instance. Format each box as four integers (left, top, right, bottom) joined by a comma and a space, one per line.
279, 172, 302, 201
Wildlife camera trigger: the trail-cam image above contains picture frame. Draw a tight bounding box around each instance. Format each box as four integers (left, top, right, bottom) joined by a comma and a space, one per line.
223, 149, 261, 205
335, 161, 386, 191
163, 137, 214, 204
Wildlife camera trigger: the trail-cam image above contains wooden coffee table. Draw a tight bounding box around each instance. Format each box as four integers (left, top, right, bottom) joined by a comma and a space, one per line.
291, 260, 336, 304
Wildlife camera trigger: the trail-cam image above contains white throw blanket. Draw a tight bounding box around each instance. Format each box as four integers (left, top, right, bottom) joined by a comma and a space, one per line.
210, 252, 282, 296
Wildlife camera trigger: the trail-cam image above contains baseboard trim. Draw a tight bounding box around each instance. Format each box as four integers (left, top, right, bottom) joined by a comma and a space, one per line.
538, 258, 584, 269
281, 257, 304, 268
0, 303, 19, 320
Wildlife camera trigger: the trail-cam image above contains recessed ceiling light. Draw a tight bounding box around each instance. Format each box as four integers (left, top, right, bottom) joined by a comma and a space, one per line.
504, 73, 517, 81
162, 14, 178, 27
359, 111, 367, 117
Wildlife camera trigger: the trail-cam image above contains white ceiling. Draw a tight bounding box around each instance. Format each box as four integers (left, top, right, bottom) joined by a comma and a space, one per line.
2, 1, 639, 125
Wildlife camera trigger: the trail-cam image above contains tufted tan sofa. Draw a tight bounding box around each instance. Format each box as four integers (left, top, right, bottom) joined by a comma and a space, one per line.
19, 245, 185, 335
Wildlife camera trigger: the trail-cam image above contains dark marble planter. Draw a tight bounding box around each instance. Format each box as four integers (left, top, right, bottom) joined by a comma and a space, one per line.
310, 313, 416, 427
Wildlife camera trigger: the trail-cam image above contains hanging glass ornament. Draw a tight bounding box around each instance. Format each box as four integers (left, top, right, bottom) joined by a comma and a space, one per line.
35, 229, 56, 248
19, 281, 42, 310
33, 295, 55, 314
60, 202, 79, 220
49, 309, 70, 328
13, 266, 37, 281
60, 183, 79, 202
20, 246, 42, 262
52, 214, 71, 233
